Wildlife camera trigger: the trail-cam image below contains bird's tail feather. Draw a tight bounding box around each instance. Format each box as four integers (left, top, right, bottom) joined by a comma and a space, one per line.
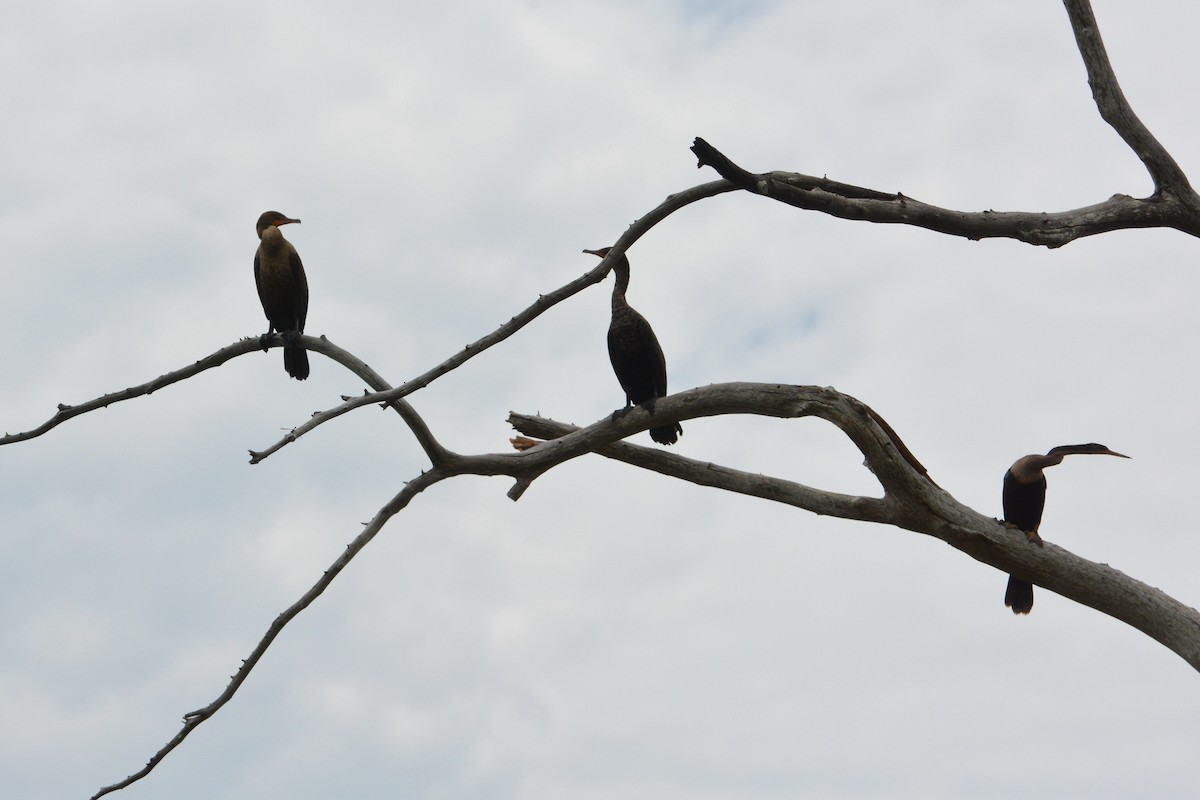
1004, 575, 1034, 615
284, 346, 310, 381
650, 422, 682, 446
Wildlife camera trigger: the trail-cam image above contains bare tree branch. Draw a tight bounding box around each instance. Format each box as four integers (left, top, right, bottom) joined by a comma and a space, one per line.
1063, 0, 1197, 199
1, 337, 266, 446
687, 0, 1200, 247
690, 138, 1200, 248
508, 411, 892, 523
510, 386, 1200, 673
90, 467, 450, 800
0, 334, 454, 466
250, 180, 737, 462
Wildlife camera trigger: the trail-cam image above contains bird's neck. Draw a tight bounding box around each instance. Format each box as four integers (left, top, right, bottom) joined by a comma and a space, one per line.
1009, 453, 1064, 483
259, 225, 286, 254
610, 263, 631, 311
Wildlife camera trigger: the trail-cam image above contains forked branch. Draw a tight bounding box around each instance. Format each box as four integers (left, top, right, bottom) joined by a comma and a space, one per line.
1063, 0, 1195, 198
688, 1, 1200, 247
0, 334, 446, 465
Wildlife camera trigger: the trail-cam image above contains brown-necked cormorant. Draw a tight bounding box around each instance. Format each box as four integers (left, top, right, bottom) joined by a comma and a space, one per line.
254, 211, 309, 380
585, 246, 682, 446
1002, 442, 1129, 614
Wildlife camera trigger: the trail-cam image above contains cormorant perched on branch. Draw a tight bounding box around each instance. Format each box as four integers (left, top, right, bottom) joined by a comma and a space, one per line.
254, 211, 309, 380
1002, 443, 1129, 614
585, 247, 682, 446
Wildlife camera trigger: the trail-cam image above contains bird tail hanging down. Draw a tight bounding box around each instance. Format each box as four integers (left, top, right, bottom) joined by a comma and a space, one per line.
650, 422, 682, 446
1004, 576, 1034, 615
284, 345, 310, 381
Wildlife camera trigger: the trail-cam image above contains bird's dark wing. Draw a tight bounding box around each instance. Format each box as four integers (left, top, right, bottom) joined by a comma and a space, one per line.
608, 310, 667, 406
1002, 471, 1048, 533
650, 326, 668, 398
289, 248, 309, 332
253, 250, 264, 301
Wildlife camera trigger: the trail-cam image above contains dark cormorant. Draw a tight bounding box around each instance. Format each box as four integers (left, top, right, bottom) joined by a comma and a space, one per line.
1002, 443, 1129, 614
585, 246, 682, 446
254, 211, 309, 380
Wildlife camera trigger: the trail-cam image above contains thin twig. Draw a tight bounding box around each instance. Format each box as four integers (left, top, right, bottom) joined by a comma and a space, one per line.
0, 333, 452, 467
90, 468, 449, 800
1, 337, 266, 446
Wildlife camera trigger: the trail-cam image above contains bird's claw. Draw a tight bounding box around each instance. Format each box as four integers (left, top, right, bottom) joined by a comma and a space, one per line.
1001, 520, 1044, 548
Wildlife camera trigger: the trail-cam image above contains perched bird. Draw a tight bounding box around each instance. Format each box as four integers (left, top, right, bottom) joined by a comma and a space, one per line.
254, 211, 309, 380
584, 246, 682, 446
1002, 443, 1129, 614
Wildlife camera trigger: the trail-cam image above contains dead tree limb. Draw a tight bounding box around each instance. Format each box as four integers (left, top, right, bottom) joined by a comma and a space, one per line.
1063, 0, 1196, 198
89, 467, 449, 800
687, 1, 1200, 247
510, 388, 1200, 673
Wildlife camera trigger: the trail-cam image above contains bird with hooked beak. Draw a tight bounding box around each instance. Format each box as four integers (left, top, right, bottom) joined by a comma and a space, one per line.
585, 246, 682, 446
253, 211, 309, 380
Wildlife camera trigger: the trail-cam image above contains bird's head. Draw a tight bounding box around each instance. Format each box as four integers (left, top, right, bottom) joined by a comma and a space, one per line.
256, 211, 301, 239
583, 246, 630, 270
1012, 442, 1131, 477
1046, 443, 1130, 460
584, 246, 633, 290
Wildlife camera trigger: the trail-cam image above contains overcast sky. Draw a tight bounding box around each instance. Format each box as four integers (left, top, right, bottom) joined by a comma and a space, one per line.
2, 1, 1199, 798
